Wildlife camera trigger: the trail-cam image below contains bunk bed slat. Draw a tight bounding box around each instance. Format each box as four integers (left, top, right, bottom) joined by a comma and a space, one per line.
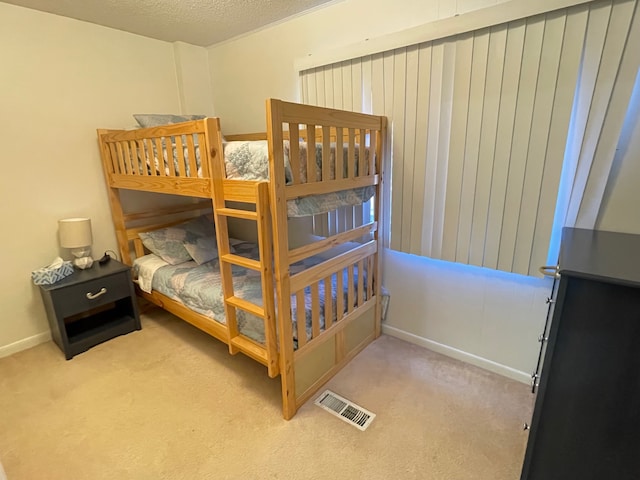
306, 124, 316, 182
359, 128, 367, 176
324, 275, 333, 329
335, 127, 344, 180
186, 134, 198, 178
348, 128, 356, 179
198, 133, 209, 177
296, 290, 307, 349
336, 270, 345, 322
311, 282, 320, 338
128, 140, 138, 177
357, 259, 364, 307
369, 127, 377, 176
322, 126, 331, 181
289, 123, 300, 184
144, 139, 155, 176
115, 143, 128, 175
347, 265, 355, 314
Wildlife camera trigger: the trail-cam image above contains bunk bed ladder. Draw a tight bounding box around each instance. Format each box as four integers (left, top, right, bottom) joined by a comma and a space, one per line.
203, 119, 278, 378
215, 182, 278, 378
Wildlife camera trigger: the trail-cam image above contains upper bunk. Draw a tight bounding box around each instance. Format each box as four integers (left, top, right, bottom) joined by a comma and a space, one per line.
96, 99, 386, 217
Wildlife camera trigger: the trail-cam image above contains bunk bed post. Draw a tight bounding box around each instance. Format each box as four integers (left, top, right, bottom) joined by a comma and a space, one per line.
97, 129, 131, 265
373, 119, 387, 338
255, 182, 279, 377
266, 99, 297, 420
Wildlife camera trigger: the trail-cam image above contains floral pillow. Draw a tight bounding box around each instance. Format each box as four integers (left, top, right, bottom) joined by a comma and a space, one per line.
184, 237, 218, 265
138, 215, 214, 265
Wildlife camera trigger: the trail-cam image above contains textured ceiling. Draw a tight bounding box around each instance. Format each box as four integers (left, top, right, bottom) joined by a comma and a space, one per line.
0, 0, 336, 46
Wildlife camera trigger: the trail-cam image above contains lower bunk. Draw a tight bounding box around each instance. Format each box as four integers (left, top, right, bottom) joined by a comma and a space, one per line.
124, 202, 383, 417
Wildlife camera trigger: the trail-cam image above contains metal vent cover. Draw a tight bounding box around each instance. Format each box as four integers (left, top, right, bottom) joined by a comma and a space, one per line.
314, 390, 376, 431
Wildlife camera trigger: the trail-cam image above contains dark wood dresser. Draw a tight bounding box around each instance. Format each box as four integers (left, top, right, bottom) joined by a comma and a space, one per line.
521, 227, 640, 479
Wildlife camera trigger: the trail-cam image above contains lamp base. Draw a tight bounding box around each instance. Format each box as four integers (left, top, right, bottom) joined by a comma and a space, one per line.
73, 256, 94, 269
71, 247, 93, 269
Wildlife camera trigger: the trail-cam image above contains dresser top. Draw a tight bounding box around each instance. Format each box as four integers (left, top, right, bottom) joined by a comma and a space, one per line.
560, 228, 640, 287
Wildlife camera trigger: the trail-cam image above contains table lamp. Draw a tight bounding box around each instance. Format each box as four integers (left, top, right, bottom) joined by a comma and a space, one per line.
59, 218, 94, 269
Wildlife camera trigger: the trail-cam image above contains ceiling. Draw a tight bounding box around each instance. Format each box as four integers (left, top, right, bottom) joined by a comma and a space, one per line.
0, 0, 336, 46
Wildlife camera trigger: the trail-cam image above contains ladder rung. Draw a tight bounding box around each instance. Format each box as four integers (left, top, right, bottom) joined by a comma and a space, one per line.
220, 253, 261, 271
230, 335, 268, 365
216, 207, 257, 220
226, 296, 265, 318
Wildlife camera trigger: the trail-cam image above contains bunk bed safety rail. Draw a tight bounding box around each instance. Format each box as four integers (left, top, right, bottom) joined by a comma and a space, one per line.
97, 120, 219, 198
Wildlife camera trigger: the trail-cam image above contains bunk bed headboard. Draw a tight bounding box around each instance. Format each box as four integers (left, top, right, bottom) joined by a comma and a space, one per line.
97, 118, 225, 265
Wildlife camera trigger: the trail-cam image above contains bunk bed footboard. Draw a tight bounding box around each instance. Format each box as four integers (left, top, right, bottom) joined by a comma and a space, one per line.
265, 99, 387, 419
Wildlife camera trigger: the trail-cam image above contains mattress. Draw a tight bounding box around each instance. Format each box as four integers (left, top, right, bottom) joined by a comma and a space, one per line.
146, 139, 375, 217
133, 240, 370, 348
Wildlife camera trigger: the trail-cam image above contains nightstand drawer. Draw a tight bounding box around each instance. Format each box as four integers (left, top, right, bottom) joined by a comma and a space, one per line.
53, 271, 132, 318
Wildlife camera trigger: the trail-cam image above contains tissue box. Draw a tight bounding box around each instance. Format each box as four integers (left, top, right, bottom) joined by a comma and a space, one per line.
31, 260, 74, 285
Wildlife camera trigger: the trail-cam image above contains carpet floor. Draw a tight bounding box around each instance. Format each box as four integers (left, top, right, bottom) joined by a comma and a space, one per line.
0, 310, 531, 479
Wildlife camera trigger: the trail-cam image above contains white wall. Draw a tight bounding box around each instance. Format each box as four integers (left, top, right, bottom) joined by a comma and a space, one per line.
0, 4, 207, 355
173, 41, 216, 117
206, 0, 595, 381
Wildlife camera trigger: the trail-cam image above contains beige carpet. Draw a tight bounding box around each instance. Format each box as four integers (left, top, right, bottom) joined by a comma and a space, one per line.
0, 310, 531, 479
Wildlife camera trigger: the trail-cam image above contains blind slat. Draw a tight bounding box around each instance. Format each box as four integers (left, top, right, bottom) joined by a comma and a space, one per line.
455, 30, 490, 264
420, 41, 445, 257
469, 24, 508, 267
441, 34, 473, 261
482, 19, 526, 269
409, 44, 433, 255
401, 45, 421, 252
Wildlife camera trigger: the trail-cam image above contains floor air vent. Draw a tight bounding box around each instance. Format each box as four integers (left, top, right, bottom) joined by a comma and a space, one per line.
314, 390, 376, 431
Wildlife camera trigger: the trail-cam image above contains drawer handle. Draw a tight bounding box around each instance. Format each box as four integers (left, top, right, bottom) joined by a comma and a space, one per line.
539, 265, 560, 278
86, 287, 107, 300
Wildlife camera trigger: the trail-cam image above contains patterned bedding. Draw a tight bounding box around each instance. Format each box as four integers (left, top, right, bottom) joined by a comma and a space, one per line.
148, 140, 375, 217
133, 240, 369, 348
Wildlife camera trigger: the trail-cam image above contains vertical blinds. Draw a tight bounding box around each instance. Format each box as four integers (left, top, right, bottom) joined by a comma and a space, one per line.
301, 0, 639, 276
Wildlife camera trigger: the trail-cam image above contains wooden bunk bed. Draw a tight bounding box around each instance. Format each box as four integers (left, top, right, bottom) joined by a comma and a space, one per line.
97, 99, 387, 419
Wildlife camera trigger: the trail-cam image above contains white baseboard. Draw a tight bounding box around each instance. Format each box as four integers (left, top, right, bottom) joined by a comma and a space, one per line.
0, 332, 51, 359
381, 324, 531, 385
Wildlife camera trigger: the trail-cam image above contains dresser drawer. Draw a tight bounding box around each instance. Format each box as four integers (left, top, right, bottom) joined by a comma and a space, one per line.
52, 271, 132, 318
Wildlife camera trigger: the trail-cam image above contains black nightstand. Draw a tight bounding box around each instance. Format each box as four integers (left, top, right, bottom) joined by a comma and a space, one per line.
38, 259, 141, 359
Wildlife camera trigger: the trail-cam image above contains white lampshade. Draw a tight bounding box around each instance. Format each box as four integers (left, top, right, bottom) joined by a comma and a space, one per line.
59, 218, 93, 248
